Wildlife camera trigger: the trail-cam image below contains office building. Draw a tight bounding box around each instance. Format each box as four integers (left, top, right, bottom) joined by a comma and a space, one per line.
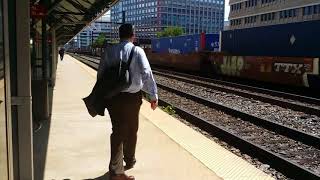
229, 0, 320, 29
111, 0, 225, 39
70, 14, 112, 49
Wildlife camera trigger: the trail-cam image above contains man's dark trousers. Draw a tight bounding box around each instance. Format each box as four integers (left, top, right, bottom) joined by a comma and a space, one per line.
106, 91, 142, 175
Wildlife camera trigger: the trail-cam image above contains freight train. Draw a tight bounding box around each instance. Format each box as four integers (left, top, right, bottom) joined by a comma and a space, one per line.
147, 20, 320, 89
69, 20, 320, 89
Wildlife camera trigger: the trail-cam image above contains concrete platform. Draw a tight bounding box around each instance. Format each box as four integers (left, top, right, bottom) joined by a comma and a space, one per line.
34, 55, 274, 180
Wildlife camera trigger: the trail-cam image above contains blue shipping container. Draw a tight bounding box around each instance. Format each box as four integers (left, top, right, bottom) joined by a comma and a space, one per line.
151, 34, 201, 54
221, 20, 320, 57
151, 37, 171, 53
205, 34, 220, 52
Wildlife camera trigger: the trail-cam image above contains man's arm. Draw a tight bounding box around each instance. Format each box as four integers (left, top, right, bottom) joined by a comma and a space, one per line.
137, 48, 158, 103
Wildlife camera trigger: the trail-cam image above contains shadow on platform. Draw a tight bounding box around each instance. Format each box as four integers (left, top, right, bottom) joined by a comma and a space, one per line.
83, 172, 110, 180
33, 86, 54, 180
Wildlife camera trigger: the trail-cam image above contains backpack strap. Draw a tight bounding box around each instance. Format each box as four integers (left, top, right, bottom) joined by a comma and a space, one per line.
127, 46, 135, 68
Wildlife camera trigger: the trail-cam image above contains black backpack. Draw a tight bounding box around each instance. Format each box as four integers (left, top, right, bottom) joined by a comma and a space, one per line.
83, 46, 136, 117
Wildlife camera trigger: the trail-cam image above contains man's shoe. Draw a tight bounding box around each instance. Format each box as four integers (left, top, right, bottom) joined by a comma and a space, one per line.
110, 174, 135, 180
124, 161, 136, 170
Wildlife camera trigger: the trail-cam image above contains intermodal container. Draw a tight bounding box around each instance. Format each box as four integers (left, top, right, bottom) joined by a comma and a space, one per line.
151, 34, 202, 54
221, 20, 320, 57
151, 37, 171, 53
205, 34, 220, 52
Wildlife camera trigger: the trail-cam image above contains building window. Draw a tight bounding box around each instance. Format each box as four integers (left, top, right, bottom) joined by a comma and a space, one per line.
245, 0, 258, 8
231, 2, 243, 11
260, 12, 275, 22
110, 0, 224, 36
231, 18, 242, 26
280, 9, 297, 19
303, 4, 320, 16
261, 0, 276, 5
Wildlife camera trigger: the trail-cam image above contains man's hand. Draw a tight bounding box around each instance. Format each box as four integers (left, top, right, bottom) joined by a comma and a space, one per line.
150, 100, 158, 110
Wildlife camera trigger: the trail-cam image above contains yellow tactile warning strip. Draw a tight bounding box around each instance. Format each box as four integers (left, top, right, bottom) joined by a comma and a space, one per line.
72, 55, 98, 77
140, 100, 275, 180
71, 54, 274, 180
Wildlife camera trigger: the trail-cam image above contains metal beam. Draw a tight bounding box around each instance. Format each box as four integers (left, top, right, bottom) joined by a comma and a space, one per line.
56, 14, 79, 25
47, 0, 65, 14
82, 0, 93, 6
56, 28, 77, 39
88, 21, 123, 25
56, 27, 74, 37
65, 0, 88, 13
52, 11, 88, 15
55, 21, 87, 28
56, 6, 83, 22
48, 7, 82, 27
57, 34, 75, 38
61, 21, 87, 25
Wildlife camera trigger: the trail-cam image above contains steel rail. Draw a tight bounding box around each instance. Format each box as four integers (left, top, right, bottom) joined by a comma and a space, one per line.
153, 70, 320, 116
153, 67, 320, 106
157, 83, 320, 149
69, 54, 99, 69
156, 95, 320, 180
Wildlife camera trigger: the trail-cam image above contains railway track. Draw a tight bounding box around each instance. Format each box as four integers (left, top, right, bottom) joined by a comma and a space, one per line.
71, 54, 320, 179
157, 86, 320, 180
153, 68, 320, 112
155, 77, 320, 143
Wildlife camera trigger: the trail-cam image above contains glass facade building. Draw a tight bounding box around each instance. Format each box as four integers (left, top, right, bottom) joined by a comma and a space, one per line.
69, 15, 113, 49
76, 22, 112, 48
111, 0, 225, 39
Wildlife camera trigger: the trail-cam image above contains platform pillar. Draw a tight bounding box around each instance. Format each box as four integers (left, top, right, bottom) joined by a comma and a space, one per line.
8, 0, 34, 179
31, 15, 50, 123
51, 29, 57, 87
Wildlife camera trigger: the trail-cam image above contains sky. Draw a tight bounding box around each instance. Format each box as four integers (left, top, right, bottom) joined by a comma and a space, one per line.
225, 0, 230, 21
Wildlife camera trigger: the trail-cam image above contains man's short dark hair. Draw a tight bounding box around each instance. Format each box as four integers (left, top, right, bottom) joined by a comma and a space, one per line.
119, 23, 134, 39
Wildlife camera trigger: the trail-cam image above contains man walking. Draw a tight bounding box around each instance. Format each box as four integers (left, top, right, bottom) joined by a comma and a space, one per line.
97, 24, 158, 180
59, 47, 65, 61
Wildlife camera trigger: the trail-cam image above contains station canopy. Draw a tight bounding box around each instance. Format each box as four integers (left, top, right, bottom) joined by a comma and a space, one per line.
40, 0, 119, 45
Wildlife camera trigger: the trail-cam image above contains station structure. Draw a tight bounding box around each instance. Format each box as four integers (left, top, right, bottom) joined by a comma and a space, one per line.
1, 0, 119, 179
1, 0, 274, 179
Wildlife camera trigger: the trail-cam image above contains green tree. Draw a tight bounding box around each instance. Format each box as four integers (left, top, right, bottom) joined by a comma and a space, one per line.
156, 26, 184, 38
91, 33, 106, 48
